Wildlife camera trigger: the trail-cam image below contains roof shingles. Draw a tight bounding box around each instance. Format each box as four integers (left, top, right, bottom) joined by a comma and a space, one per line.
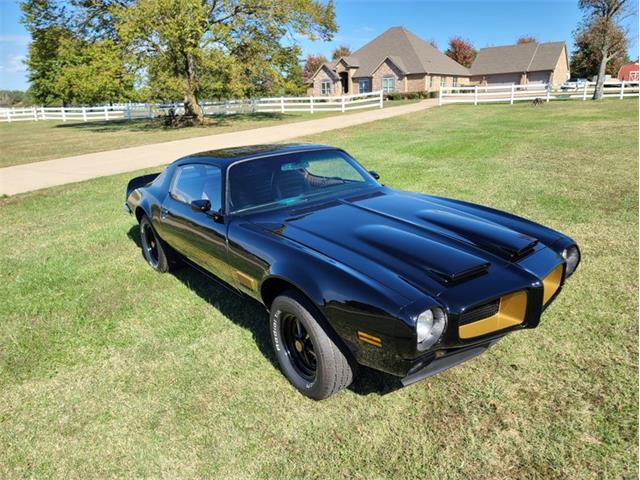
470, 41, 566, 76
332, 26, 469, 78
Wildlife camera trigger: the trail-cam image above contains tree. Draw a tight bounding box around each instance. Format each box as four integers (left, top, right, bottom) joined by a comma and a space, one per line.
331, 45, 351, 60
303, 53, 328, 81
21, 0, 135, 105
116, 0, 336, 122
444, 37, 476, 68
570, 21, 628, 78
575, 0, 633, 99
517, 36, 538, 44
21, 0, 336, 120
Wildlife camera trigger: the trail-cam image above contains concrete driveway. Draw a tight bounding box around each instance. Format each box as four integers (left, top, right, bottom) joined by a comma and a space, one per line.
0, 100, 436, 195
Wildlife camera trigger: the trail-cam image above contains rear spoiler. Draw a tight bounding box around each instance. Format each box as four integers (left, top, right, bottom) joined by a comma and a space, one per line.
125, 173, 160, 200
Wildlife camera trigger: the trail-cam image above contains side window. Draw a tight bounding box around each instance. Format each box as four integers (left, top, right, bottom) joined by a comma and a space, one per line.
170, 164, 222, 211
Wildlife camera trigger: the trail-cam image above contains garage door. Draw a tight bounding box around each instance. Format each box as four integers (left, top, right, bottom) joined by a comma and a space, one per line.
528, 71, 550, 84
485, 73, 522, 86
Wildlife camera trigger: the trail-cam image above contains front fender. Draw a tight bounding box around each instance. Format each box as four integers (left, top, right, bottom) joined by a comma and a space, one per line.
264, 252, 422, 376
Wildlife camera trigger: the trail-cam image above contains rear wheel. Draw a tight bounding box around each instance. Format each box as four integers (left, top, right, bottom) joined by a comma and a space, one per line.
270, 291, 354, 400
139, 215, 171, 273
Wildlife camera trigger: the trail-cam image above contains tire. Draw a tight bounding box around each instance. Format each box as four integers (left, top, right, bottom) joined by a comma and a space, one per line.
270, 291, 354, 400
139, 215, 171, 273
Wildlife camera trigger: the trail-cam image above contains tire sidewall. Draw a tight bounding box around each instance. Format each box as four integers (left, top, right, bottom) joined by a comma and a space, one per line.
139, 215, 169, 272
270, 296, 327, 398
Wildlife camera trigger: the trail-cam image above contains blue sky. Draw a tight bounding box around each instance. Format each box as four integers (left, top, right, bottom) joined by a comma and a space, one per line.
0, 0, 638, 90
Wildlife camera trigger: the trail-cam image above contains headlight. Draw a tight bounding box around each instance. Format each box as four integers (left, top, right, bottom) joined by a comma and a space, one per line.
416, 307, 447, 351
561, 245, 580, 277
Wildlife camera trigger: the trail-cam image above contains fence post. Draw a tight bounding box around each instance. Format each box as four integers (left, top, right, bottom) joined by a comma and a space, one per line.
225, 100, 230, 115
6, 110, 11, 123
40, 106, 45, 120
32, 106, 38, 121
438, 87, 443, 106
341, 96, 345, 112
474, 85, 478, 106
126, 104, 132, 121
379, 91, 383, 108
546, 84, 551, 102
104, 105, 110, 121
280, 96, 285, 113
582, 82, 588, 101
620, 81, 625, 99
61, 106, 66, 122
82, 106, 87, 122
310, 96, 314, 114
510, 84, 514, 105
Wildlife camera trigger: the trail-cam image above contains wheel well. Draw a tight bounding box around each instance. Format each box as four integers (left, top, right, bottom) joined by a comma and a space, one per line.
260, 276, 356, 366
261, 277, 301, 309
135, 207, 145, 222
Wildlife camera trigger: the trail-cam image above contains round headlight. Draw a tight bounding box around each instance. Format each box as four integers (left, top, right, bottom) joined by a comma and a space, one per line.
561, 245, 580, 277
416, 307, 447, 351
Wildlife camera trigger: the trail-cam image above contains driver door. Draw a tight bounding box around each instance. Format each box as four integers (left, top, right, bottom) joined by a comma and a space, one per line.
159, 163, 234, 285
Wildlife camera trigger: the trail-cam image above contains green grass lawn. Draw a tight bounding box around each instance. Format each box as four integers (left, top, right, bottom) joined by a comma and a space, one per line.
0, 99, 418, 168
0, 99, 637, 478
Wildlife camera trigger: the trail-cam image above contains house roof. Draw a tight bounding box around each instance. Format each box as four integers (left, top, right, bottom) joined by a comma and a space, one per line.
306, 62, 340, 84
470, 41, 566, 76
334, 26, 469, 77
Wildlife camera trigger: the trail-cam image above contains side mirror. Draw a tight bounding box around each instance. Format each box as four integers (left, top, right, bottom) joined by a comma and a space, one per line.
369, 170, 380, 180
191, 199, 211, 212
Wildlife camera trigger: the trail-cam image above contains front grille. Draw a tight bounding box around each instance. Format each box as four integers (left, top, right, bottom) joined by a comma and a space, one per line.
460, 300, 500, 325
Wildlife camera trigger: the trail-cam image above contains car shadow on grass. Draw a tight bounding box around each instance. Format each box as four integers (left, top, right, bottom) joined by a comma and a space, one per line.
127, 225, 403, 397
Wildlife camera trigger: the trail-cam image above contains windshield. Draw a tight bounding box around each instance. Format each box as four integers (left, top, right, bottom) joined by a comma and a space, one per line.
228, 149, 378, 214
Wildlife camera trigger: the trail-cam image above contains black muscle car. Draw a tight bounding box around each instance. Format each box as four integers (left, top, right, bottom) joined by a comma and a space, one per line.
125, 144, 580, 399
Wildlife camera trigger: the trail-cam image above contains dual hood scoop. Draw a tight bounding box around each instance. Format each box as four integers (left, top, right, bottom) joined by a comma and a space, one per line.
416, 210, 539, 261
355, 225, 490, 284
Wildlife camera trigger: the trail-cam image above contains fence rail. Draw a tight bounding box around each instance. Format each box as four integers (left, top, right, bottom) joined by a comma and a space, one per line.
0, 91, 384, 123
439, 81, 640, 105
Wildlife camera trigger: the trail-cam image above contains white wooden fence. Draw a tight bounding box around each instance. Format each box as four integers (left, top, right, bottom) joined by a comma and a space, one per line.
0, 90, 384, 123
439, 81, 639, 105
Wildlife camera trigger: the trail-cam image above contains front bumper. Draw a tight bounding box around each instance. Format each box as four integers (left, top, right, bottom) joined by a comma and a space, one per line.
400, 340, 499, 386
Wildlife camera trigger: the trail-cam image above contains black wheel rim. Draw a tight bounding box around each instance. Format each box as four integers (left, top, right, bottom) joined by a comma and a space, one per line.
281, 312, 317, 381
141, 222, 159, 268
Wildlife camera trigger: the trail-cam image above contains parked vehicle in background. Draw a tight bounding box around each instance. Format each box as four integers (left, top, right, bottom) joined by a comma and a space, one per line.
561, 78, 588, 91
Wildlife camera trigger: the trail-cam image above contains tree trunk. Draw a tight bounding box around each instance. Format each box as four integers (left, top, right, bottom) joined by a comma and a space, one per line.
183, 54, 205, 123
183, 89, 204, 123
593, 37, 610, 100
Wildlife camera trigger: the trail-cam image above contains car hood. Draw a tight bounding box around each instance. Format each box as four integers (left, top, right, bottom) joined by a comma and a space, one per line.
255, 187, 563, 297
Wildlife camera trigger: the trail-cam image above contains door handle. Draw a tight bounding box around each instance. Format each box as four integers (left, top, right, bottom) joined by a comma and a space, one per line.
160, 207, 169, 218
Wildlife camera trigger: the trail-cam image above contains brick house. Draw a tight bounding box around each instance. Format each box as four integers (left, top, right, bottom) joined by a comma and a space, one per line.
469, 42, 570, 86
307, 26, 470, 96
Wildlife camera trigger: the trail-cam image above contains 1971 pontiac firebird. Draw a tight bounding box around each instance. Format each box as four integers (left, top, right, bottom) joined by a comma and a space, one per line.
125, 144, 580, 400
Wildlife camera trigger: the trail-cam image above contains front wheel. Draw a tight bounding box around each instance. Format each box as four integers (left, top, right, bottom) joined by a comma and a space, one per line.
270, 291, 354, 400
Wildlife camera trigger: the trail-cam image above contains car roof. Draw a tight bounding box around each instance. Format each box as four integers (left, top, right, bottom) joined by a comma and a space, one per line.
174, 143, 339, 168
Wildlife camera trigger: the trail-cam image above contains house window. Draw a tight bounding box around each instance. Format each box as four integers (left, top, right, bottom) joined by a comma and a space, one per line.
440, 77, 447, 88
321, 80, 331, 95
382, 76, 395, 93
430, 76, 436, 89
358, 79, 370, 93
453, 77, 459, 87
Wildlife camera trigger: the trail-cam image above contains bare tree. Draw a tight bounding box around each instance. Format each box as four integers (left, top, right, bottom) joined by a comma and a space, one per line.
577, 0, 634, 99
517, 36, 538, 44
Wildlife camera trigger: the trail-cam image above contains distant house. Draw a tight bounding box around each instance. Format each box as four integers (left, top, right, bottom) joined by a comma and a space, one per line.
470, 42, 569, 86
306, 27, 470, 96
618, 63, 639, 82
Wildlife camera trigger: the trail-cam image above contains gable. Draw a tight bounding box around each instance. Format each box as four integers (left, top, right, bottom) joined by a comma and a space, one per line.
346, 26, 469, 77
